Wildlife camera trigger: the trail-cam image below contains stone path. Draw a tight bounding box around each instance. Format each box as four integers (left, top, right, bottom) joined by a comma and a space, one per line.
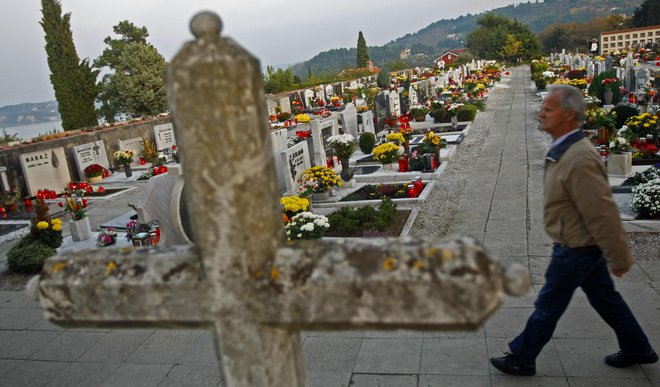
1, 66, 660, 386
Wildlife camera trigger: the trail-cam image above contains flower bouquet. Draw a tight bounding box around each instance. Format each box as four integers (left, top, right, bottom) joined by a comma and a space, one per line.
58, 187, 88, 221
409, 105, 429, 120
96, 228, 118, 247
114, 149, 135, 165
280, 195, 310, 222
295, 113, 311, 123
372, 142, 403, 164
417, 131, 446, 154
625, 113, 658, 139
84, 163, 106, 179
327, 134, 356, 160
284, 212, 330, 240
386, 132, 405, 145
608, 136, 632, 154
601, 78, 619, 91
631, 178, 660, 219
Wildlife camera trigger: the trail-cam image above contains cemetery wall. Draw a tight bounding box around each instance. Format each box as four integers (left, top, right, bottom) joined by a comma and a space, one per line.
0, 116, 173, 196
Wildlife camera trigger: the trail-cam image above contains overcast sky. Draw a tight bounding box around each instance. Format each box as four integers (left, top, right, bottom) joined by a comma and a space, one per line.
0, 0, 517, 107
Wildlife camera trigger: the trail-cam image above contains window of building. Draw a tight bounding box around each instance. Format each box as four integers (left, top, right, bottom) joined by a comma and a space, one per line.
640, 33, 645, 37
604, 37, 609, 42
619, 35, 623, 40
618, 41, 623, 47
625, 34, 630, 39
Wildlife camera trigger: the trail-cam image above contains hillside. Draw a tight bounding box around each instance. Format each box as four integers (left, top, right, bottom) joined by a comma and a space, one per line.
292, 0, 642, 77
0, 101, 60, 128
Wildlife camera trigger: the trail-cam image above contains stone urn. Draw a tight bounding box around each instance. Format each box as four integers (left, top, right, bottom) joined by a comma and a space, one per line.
607, 152, 632, 177
638, 104, 648, 114
69, 217, 92, 242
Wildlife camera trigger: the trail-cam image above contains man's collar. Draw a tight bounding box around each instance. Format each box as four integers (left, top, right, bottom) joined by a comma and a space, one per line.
546, 130, 584, 162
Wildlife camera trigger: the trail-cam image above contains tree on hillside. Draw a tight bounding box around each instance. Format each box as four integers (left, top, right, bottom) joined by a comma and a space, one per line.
466, 13, 540, 62
356, 31, 370, 67
95, 21, 165, 121
40, 0, 98, 130
631, 0, 660, 27
539, 15, 630, 53
263, 66, 294, 94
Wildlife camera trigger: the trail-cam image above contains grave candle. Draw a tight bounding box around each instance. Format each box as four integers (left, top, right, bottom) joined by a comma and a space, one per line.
398, 156, 409, 172
37, 190, 45, 200
413, 178, 424, 194
407, 184, 417, 198
24, 198, 32, 207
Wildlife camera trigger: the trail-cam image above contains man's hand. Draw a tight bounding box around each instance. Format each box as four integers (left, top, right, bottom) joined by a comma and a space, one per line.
611, 267, 630, 277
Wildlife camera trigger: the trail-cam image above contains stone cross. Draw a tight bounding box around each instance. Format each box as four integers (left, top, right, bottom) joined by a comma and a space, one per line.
30, 11, 530, 387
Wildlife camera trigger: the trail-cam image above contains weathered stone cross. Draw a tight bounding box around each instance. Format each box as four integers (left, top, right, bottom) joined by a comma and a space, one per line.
31, 12, 530, 387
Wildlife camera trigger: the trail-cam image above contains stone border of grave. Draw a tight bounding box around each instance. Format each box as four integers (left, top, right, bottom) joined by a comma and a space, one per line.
311, 180, 436, 211
353, 159, 450, 183
322, 207, 421, 240
0, 220, 31, 244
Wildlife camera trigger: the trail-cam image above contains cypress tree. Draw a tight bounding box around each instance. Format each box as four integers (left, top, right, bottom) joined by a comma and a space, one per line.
40, 0, 98, 130
356, 31, 370, 68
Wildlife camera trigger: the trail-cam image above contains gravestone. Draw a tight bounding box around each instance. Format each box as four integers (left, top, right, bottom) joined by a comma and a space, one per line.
117, 137, 144, 167
360, 110, 375, 135
270, 128, 290, 192
625, 53, 635, 92
20, 147, 72, 196
280, 141, 311, 193
340, 104, 359, 139
31, 12, 529, 387
153, 123, 177, 151
303, 89, 315, 108
324, 85, 334, 101
266, 100, 278, 116
309, 116, 339, 166
409, 85, 419, 106
333, 83, 343, 98
387, 90, 401, 116
72, 140, 110, 180
315, 85, 325, 103
587, 62, 595, 79
279, 96, 291, 113
605, 55, 614, 72
635, 67, 650, 91
0, 166, 9, 192
135, 165, 192, 246
374, 92, 389, 131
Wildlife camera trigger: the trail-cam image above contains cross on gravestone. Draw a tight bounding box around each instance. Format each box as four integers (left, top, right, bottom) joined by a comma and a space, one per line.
30, 12, 530, 387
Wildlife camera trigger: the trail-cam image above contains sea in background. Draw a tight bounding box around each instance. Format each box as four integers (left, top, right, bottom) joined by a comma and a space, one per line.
2, 120, 63, 140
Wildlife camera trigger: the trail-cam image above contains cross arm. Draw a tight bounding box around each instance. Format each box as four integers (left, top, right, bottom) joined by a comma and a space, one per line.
242, 236, 530, 330
35, 245, 211, 328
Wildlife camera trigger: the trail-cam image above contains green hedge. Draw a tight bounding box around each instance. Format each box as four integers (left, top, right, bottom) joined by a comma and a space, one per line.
457, 104, 478, 121
7, 236, 57, 273
534, 78, 547, 91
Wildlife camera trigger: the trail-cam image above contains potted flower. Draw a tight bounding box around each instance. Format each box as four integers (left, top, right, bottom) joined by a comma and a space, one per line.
114, 149, 136, 177
83, 163, 106, 183
327, 134, 356, 181
295, 113, 311, 123
631, 178, 660, 219
280, 195, 310, 222
625, 113, 658, 140
372, 142, 403, 171
297, 166, 343, 200
586, 108, 616, 144
607, 132, 633, 177
96, 228, 118, 247
601, 77, 619, 105
409, 105, 429, 122
284, 212, 330, 240
386, 132, 405, 145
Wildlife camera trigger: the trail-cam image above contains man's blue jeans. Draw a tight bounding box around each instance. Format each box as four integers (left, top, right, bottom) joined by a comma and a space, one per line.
509, 244, 652, 361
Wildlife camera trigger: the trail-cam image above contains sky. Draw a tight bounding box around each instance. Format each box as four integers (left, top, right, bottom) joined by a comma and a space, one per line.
0, 0, 518, 107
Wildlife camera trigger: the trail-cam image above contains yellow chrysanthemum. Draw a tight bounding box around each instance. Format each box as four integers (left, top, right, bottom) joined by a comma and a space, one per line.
36, 221, 49, 230
52, 224, 62, 232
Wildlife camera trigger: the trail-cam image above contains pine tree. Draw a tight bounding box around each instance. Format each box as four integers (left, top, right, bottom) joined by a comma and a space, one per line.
632, 0, 660, 27
356, 31, 370, 68
40, 0, 98, 130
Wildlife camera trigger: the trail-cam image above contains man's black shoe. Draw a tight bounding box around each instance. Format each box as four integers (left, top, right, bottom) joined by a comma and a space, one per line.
604, 350, 658, 368
490, 352, 536, 376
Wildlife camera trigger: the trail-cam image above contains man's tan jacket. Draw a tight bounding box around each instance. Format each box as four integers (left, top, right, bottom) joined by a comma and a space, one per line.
544, 130, 633, 271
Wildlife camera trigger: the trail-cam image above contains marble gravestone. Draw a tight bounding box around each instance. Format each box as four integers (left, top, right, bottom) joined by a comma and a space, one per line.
360, 110, 376, 135
324, 85, 334, 101
374, 92, 389, 131
387, 90, 401, 116
280, 141, 311, 193
270, 128, 289, 192
340, 104, 359, 139
31, 11, 530, 387
72, 140, 110, 180
117, 137, 144, 167
266, 100, 278, 116
153, 123, 177, 152
409, 85, 419, 106
315, 85, 325, 103
309, 116, 339, 166
20, 147, 72, 196
303, 89, 314, 108
278, 96, 291, 114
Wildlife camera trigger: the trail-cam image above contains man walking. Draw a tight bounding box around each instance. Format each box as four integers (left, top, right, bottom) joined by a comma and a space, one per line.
490, 84, 657, 376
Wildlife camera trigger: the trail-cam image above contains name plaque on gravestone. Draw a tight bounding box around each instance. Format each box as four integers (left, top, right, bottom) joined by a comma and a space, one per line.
281, 141, 311, 193
154, 123, 177, 151
73, 140, 110, 179
118, 137, 144, 167
20, 147, 72, 196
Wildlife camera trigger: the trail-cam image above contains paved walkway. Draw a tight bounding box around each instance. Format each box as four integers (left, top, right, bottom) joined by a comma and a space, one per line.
1, 67, 660, 386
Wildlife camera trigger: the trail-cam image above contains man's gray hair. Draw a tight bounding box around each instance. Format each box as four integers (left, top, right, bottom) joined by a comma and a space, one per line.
547, 84, 586, 123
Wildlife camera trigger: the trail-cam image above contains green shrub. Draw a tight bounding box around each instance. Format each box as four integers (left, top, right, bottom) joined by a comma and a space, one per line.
358, 132, 376, 154
328, 198, 398, 233
611, 104, 640, 129
587, 71, 620, 105
456, 104, 478, 121
534, 78, 547, 91
7, 236, 57, 273
468, 99, 486, 111
432, 109, 451, 123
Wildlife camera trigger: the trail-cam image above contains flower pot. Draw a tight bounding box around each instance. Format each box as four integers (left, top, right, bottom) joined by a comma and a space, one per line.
311, 190, 331, 201
88, 175, 102, 184
339, 158, 353, 182
607, 152, 632, 177
382, 162, 398, 172
604, 91, 613, 105
638, 104, 648, 113
422, 153, 435, 171
70, 217, 92, 242
414, 115, 426, 122
123, 163, 133, 178
451, 115, 458, 129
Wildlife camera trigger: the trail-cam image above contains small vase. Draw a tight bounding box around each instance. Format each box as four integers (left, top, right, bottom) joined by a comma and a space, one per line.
604, 90, 613, 105
340, 158, 354, 182
70, 217, 92, 242
597, 127, 610, 145
88, 175, 102, 184
638, 104, 648, 113
124, 163, 133, 178
422, 153, 435, 171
